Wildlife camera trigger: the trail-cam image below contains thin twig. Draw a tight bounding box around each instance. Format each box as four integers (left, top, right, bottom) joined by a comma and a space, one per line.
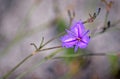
2, 46, 62, 79
38, 37, 44, 49
30, 43, 38, 50
83, 8, 101, 24
38, 46, 62, 52
53, 53, 107, 59
2, 54, 33, 79
67, 9, 75, 26
16, 49, 62, 79
41, 32, 65, 47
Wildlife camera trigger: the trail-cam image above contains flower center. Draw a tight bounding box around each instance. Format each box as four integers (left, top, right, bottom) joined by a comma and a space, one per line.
76, 38, 81, 41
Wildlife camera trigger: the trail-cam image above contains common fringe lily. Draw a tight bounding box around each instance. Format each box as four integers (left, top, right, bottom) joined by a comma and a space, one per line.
61, 21, 90, 52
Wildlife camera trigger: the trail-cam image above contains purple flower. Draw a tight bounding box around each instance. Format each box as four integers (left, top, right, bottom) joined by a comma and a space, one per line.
60, 21, 90, 52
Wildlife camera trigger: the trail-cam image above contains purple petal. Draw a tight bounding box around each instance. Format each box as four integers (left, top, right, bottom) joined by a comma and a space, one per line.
77, 41, 88, 48
66, 29, 77, 37
81, 30, 90, 37
77, 35, 90, 48
61, 34, 77, 48
82, 35, 90, 44
70, 21, 85, 37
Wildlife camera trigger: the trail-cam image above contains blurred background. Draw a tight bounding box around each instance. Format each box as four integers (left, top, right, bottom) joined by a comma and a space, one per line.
0, 0, 120, 79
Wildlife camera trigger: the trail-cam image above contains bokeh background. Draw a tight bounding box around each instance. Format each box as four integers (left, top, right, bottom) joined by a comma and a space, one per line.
0, 0, 120, 79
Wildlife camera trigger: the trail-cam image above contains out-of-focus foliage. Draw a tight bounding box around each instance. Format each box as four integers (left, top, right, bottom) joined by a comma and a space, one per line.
108, 54, 119, 75
56, 18, 67, 33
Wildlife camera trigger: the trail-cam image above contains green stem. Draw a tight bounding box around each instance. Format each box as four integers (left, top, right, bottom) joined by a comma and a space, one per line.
16, 58, 46, 79
2, 46, 62, 79
53, 53, 107, 59
2, 54, 33, 79
38, 46, 62, 52
16, 49, 62, 79
41, 32, 65, 48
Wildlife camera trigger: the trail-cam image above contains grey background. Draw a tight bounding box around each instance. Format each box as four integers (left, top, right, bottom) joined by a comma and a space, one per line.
0, 0, 120, 79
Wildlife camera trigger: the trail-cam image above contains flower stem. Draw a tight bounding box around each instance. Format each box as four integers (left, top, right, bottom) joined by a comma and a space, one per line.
2, 54, 33, 79
38, 46, 62, 52
16, 58, 46, 79
16, 49, 62, 79
53, 53, 107, 59
41, 32, 65, 48
2, 46, 62, 79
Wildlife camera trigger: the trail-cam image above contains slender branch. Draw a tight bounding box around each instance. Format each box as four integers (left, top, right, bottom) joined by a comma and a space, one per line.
99, 0, 113, 33
38, 46, 62, 52
2, 45, 62, 79
41, 32, 65, 47
16, 58, 46, 79
2, 54, 33, 79
39, 37, 44, 49
16, 49, 62, 79
30, 43, 38, 50
67, 9, 75, 26
53, 53, 107, 59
